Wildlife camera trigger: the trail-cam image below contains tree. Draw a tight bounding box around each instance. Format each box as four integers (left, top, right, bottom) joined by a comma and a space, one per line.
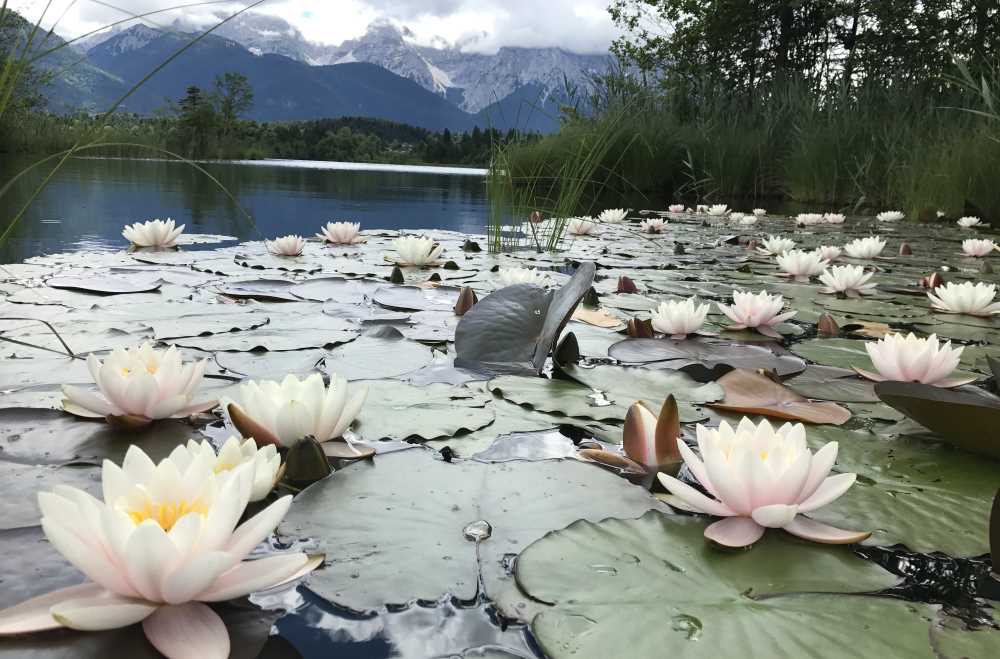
214, 72, 253, 136
176, 86, 217, 157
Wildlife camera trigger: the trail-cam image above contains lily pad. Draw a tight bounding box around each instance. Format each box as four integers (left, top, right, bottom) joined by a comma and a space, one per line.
353, 381, 495, 441
515, 512, 940, 659
217, 279, 299, 302
45, 275, 161, 295
709, 369, 852, 425
0, 409, 206, 466
608, 338, 805, 376
455, 263, 596, 374
0, 462, 100, 530
873, 381, 1000, 459
170, 327, 358, 352
373, 286, 462, 312
323, 329, 435, 381
290, 277, 384, 303
278, 450, 663, 614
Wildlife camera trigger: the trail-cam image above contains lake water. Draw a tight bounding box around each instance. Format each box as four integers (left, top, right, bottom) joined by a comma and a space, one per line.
0, 157, 491, 263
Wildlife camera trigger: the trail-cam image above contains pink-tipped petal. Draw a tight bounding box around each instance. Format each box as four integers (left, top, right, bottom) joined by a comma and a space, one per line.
142, 602, 229, 659
704, 516, 765, 548
50, 593, 158, 631
0, 582, 104, 635
783, 516, 871, 544
656, 474, 736, 517
197, 553, 311, 602
797, 473, 857, 512
751, 504, 799, 528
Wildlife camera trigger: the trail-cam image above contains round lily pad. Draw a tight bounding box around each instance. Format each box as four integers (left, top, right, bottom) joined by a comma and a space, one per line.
278, 450, 664, 615
608, 338, 805, 376
353, 381, 496, 441
516, 512, 941, 659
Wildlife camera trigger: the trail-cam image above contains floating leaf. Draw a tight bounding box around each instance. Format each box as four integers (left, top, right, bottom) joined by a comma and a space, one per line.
608, 338, 805, 376
353, 381, 495, 441
46, 275, 161, 295
709, 369, 851, 424
516, 513, 938, 659
322, 329, 435, 380
874, 381, 1000, 459
278, 450, 663, 615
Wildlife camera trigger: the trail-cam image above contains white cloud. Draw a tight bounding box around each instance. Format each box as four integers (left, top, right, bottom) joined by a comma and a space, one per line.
11, 0, 618, 54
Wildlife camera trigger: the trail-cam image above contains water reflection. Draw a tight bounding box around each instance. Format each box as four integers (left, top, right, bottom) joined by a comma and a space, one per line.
0, 157, 491, 263
257, 586, 541, 659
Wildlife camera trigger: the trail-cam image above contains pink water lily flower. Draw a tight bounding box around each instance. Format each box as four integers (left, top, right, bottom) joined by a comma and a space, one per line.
0, 445, 320, 659
717, 290, 797, 338
317, 221, 364, 245
855, 332, 975, 387
659, 418, 868, 548
962, 238, 996, 257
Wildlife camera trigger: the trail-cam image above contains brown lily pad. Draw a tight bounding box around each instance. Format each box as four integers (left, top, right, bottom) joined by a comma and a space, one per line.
709, 369, 852, 425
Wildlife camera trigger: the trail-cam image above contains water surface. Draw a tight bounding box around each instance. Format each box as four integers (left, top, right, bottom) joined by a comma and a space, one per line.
0, 157, 491, 263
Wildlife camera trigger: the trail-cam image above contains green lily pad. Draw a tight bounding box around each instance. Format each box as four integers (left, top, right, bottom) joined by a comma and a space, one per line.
353, 381, 496, 441
278, 450, 663, 614
608, 338, 805, 376
0, 409, 206, 466
0, 463, 100, 530
516, 512, 939, 659
807, 426, 996, 555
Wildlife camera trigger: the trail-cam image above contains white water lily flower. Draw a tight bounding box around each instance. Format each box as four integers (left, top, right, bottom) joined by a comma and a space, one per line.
728, 212, 746, 223
62, 343, 214, 426
957, 216, 983, 228
566, 217, 598, 235
843, 236, 886, 258
717, 290, 796, 338
819, 264, 877, 296
317, 221, 363, 245
497, 267, 550, 287
598, 208, 627, 224
776, 249, 828, 281
756, 235, 796, 256
753, 208, 767, 217
877, 210, 905, 222
856, 332, 973, 387
668, 204, 685, 213
658, 418, 867, 548
962, 238, 996, 257
122, 218, 184, 248
266, 235, 305, 256
927, 281, 1000, 316
224, 373, 367, 448
650, 297, 710, 339
738, 216, 758, 226
0, 445, 319, 657
640, 218, 667, 233
179, 437, 282, 502
823, 213, 846, 224
707, 204, 729, 217
816, 245, 842, 261
795, 213, 824, 226
392, 235, 444, 266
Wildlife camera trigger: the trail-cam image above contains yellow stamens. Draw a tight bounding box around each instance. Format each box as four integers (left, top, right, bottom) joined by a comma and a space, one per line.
128, 500, 209, 531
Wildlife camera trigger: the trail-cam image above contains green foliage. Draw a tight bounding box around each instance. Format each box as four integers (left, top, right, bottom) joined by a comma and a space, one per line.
498, 1, 1000, 223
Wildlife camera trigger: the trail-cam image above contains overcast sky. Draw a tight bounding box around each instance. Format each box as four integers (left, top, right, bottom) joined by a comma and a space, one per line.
12, 0, 621, 54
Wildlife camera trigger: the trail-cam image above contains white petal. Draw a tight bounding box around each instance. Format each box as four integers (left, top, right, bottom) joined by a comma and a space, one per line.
142, 602, 229, 659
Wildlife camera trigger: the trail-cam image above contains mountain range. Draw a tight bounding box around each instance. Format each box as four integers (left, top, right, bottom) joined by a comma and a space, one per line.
26, 11, 611, 133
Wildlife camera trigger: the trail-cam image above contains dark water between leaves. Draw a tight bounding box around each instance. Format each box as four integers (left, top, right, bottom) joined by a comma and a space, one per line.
0, 157, 491, 263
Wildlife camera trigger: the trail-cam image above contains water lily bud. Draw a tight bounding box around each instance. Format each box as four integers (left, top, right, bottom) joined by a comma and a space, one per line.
817, 313, 840, 337
529, 210, 543, 224
463, 239, 482, 252
454, 286, 478, 316
444, 260, 461, 270
582, 287, 600, 308
920, 272, 944, 289
899, 242, 913, 256
429, 272, 442, 282
627, 318, 655, 339
983, 260, 994, 274
389, 266, 405, 284
674, 244, 686, 255
617, 276, 638, 294
283, 436, 332, 488
554, 332, 581, 366
745, 238, 760, 251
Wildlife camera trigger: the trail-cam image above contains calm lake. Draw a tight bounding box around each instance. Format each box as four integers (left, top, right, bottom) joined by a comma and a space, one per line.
0, 157, 491, 263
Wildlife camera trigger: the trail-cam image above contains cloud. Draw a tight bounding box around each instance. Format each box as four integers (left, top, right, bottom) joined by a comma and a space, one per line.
12, 0, 619, 54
